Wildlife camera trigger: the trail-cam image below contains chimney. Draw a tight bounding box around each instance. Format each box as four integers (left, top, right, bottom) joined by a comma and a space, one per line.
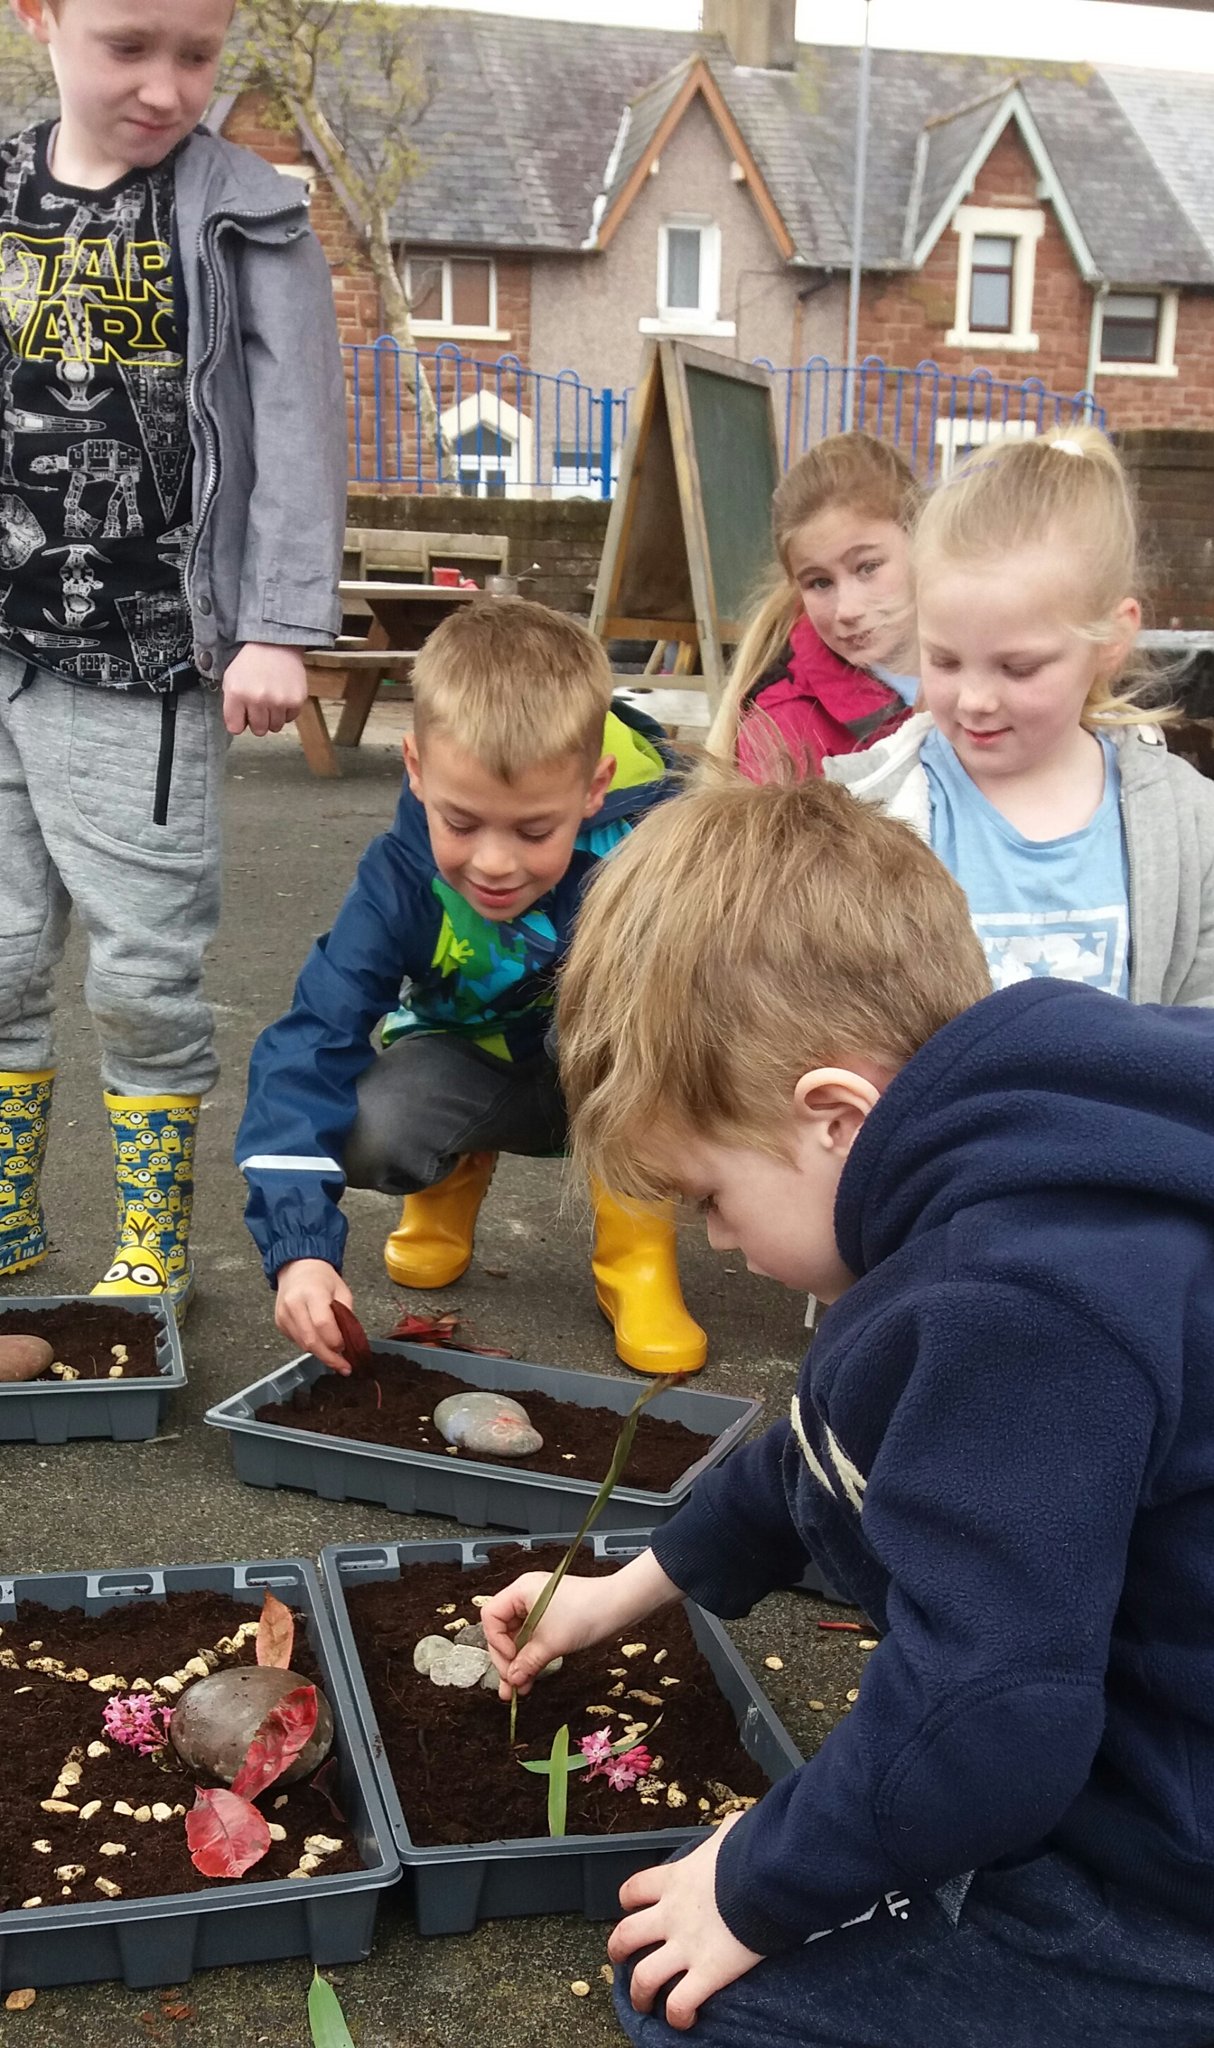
702, 0, 796, 69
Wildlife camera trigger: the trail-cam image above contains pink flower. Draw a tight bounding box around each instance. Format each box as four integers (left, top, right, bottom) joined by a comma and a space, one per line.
579, 1729, 613, 1768
102, 1692, 173, 1756
603, 1745, 653, 1792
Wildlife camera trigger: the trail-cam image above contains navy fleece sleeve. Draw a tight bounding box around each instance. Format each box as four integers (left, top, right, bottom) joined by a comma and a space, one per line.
652, 1420, 811, 1614
237, 833, 432, 1280
708, 1284, 1158, 1953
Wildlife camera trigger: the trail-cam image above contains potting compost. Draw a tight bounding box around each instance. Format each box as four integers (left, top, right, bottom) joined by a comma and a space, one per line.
344, 1547, 769, 1847
258, 1350, 713, 1486
0, 1305, 160, 1381
0, 1590, 363, 1911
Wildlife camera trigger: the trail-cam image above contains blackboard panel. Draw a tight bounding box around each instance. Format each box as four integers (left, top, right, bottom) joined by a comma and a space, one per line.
615, 373, 696, 623
684, 364, 779, 628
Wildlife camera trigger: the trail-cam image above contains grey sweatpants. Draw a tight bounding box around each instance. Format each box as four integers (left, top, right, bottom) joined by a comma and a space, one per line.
0, 652, 227, 1096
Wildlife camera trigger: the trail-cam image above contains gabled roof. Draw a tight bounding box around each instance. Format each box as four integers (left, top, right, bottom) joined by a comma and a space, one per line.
595, 58, 796, 261
903, 83, 1098, 281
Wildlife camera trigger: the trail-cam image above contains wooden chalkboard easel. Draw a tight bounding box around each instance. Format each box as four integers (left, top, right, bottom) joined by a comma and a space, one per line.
590, 340, 781, 708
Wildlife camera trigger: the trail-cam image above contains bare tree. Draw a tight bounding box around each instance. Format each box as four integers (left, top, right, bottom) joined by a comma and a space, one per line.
0, 14, 52, 128
225, 0, 446, 446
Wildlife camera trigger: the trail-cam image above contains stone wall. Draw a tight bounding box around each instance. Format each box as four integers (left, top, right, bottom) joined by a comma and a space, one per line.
345, 493, 612, 617
1117, 431, 1214, 631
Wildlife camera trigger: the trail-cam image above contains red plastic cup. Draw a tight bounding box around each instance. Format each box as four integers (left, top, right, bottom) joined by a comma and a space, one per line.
432, 566, 461, 587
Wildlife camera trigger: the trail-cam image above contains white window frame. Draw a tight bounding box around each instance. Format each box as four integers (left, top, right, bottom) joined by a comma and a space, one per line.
947, 205, 1044, 353
404, 255, 509, 343
1096, 287, 1179, 379
639, 219, 736, 339
934, 414, 1038, 479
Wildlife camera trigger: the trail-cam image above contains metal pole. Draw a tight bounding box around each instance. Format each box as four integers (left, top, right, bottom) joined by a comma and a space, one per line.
843, 0, 872, 432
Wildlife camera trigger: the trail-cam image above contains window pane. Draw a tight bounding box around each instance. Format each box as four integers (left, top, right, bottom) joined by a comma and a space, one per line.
972, 236, 1014, 267
970, 267, 1012, 330
450, 258, 492, 327
408, 259, 443, 323
666, 227, 701, 310
1101, 294, 1159, 362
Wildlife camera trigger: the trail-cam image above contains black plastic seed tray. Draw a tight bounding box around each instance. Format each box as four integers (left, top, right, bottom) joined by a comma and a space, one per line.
207, 1343, 763, 1536
0, 1295, 184, 1443
320, 1531, 804, 1937
0, 1558, 399, 1992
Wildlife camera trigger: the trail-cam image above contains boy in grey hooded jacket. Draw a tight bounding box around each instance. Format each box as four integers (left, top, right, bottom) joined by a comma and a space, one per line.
0, 0, 346, 1312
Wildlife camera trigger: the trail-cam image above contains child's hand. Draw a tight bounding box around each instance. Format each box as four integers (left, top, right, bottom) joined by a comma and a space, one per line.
274, 1258, 355, 1374
222, 644, 308, 736
482, 1572, 619, 1697
608, 1813, 764, 2030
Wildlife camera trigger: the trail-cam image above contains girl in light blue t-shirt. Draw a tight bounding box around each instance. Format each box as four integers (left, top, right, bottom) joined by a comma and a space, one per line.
825, 427, 1214, 1007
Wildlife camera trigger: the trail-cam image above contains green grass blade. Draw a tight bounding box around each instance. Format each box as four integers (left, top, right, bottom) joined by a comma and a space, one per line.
308, 1969, 356, 2048
514, 1376, 680, 1659
547, 1723, 570, 1838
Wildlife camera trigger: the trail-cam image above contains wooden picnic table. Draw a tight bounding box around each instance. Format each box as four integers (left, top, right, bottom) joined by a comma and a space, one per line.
298, 581, 479, 777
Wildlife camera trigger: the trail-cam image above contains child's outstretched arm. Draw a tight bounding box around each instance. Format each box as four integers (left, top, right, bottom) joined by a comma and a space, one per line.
237, 831, 430, 1308
482, 1549, 681, 1698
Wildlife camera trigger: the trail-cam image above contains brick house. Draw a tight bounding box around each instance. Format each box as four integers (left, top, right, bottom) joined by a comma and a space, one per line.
236, 0, 1214, 448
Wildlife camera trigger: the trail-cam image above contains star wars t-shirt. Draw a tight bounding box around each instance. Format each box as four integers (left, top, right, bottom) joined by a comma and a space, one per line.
0, 122, 196, 692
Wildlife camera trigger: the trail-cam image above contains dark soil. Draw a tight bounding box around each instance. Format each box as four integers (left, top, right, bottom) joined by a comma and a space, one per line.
0, 1590, 362, 1912
0, 1304, 162, 1382
344, 1547, 773, 1848
256, 1352, 715, 1492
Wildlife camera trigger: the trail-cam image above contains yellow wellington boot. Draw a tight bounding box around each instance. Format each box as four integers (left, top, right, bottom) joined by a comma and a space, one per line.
91, 1093, 200, 1322
0, 1069, 54, 1278
383, 1151, 497, 1289
591, 1181, 707, 1377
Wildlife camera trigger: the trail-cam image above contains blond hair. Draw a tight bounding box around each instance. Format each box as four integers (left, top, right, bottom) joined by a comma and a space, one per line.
557, 769, 990, 1203
914, 425, 1169, 727
708, 433, 921, 760
411, 596, 614, 780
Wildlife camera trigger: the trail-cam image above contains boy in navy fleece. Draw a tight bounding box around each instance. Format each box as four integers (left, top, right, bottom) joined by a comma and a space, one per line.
484, 774, 1214, 2048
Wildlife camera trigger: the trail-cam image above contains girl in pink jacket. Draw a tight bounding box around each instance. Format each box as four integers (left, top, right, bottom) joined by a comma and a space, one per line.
709, 433, 920, 779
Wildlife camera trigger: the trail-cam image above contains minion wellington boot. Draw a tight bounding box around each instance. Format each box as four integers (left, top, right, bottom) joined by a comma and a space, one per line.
591, 1181, 707, 1377
383, 1151, 498, 1289
91, 1092, 200, 1320
0, 1069, 54, 1278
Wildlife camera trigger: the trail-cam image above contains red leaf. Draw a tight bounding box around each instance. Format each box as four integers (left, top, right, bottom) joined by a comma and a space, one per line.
331, 1300, 372, 1371
255, 1589, 295, 1670
186, 1787, 271, 1878
231, 1683, 319, 1802
387, 1308, 513, 1357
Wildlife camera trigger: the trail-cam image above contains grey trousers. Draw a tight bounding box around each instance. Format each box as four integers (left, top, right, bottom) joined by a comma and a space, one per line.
345, 1034, 567, 1194
0, 652, 227, 1096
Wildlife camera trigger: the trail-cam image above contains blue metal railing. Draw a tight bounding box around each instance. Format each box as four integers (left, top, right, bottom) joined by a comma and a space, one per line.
754, 355, 1104, 480
345, 340, 1103, 494
348, 339, 625, 498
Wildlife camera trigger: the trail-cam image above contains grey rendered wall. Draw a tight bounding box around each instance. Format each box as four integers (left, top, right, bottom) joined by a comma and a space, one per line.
529, 95, 845, 392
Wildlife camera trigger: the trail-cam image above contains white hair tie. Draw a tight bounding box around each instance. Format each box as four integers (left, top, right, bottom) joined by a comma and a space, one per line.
1052, 437, 1085, 456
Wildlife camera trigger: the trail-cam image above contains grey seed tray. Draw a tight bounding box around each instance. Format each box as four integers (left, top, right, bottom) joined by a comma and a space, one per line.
0, 1558, 399, 1992
207, 1342, 763, 1536
0, 1296, 184, 1442
320, 1532, 804, 1937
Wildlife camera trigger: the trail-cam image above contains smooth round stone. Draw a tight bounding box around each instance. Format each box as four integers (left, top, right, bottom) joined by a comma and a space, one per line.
413, 1632, 494, 1689
169, 1666, 334, 1785
433, 1391, 543, 1459
0, 1336, 53, 1383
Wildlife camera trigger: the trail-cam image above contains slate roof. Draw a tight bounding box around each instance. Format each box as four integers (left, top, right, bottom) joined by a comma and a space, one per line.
1100, 66, 1214, 270
350, 12, 1214, 284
